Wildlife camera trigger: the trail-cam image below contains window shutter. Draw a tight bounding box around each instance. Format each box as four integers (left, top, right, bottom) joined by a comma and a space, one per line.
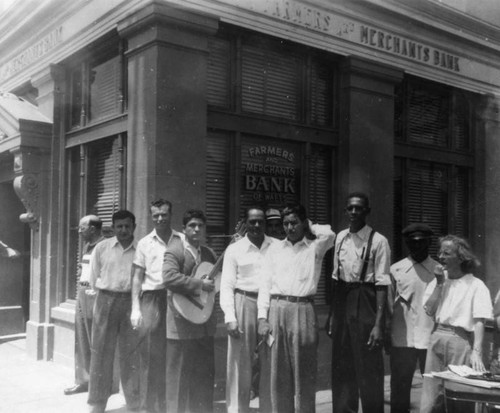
307, 145, 332, 305
207, 37, 231, 109
89, 56, 121, 122
453, 168, 469, 236
309, 58, 332, 126
453, 93, 469, 151
407, 161, 448, 257
241, 42, 300, 120
87, 137, 123, 229
407, 86, 448, 147
393, 158, 404, 261
206, 132, 231, 322
206, 132, 231, 251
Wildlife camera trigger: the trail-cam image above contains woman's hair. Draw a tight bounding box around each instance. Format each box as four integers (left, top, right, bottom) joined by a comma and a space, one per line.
439, 234, 481, 273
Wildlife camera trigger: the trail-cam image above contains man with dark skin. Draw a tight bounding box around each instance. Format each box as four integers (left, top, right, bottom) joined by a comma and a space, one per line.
329, 192, 391, 413
387, 223, 438, 413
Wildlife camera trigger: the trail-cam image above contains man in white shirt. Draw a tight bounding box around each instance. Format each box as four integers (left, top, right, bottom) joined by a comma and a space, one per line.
387, 223, 438, 413
258, 203, 335, 413
329, 192, 391, 413
221, 206, 274, 413
87, 210, 140, 413
64, 215, 104, 396
130, 199, 181, 412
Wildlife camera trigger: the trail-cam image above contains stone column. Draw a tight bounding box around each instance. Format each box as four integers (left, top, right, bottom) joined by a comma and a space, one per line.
118, 3, 219, 235
15, 64, 64, 360
478, 94, 500, 295
338, 57, 403, 245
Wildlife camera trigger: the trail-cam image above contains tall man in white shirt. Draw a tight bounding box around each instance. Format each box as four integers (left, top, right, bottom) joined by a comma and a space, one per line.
221, 206, 274, 413
387, 223, 438, 413
64, 215, 104, 396
258, 203, 335, 413
329, 192, 391, 413
130, 199, 180, 412
88, 210, 140, 413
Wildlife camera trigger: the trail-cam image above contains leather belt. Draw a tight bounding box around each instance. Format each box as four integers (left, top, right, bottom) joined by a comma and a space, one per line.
100, 289, 131, 298
271, 294, 314, 303
235, 288, 258, 299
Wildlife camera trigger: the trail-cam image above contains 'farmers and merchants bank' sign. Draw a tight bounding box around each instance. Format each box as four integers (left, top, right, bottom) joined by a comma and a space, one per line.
241, 138, 300, 207
226, 0, 462, 73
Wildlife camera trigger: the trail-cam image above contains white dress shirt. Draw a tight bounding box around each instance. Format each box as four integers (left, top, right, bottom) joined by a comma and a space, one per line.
220, 235, 274, 324
133, 229, 183, 291
257, 224, 335, 319
389, 256, 438, 349
90, 236, 136, 292
332, 225, 391, 285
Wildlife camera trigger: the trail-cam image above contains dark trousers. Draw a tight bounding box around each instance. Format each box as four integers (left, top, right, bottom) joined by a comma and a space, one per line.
75, 284, 94, 385
138, 290, 167, 412
390, 347, 427, 413
166, 337, 214, 413
331, 283, 384, 413
88, 290, 140, 411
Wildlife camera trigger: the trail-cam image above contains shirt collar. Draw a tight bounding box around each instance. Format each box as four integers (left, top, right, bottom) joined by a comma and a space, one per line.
283, 236, 311, 248
404, 255, 434, 275
151, 228, 182, 245
242, 234, 273, 251
347, 224, 372, 240
88, 235, 105, 248
111, 236, 136, 252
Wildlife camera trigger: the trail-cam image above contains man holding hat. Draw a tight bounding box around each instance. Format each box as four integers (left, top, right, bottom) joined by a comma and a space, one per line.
387, 223, 438, 413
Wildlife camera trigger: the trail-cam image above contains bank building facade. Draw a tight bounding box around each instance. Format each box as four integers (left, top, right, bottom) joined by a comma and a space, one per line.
0, 0, 499, 375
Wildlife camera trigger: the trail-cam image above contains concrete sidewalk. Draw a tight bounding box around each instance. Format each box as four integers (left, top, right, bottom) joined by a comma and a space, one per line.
0, 337, 423, 413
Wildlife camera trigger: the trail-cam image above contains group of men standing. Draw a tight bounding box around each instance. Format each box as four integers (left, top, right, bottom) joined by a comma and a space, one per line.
62, 191, 442, 413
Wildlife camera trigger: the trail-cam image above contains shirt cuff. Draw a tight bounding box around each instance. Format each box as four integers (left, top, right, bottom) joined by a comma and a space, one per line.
257, 309, 268, 319
224, 315, 237, 324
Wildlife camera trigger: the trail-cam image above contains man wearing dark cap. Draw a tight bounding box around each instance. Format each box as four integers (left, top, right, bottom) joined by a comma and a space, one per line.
387, 223, 438, 413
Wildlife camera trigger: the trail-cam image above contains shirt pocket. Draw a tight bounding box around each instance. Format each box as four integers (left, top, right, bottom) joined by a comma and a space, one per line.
237, 258, 255, 280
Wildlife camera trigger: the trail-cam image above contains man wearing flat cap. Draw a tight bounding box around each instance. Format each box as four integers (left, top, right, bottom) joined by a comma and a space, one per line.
387, 223, 438, 413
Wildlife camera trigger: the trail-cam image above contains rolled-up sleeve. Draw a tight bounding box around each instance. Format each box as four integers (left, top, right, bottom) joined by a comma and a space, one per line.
374, 236, 391, 286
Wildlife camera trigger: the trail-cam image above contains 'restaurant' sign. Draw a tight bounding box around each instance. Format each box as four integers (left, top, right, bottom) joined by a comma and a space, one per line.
241, 138, 300, 206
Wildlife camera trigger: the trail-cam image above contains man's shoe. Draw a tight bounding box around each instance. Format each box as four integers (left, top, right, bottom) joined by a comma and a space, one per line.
64, 383, 88, 395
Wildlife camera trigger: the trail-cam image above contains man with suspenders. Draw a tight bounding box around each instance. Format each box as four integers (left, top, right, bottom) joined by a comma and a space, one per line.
328, 192, 391, 413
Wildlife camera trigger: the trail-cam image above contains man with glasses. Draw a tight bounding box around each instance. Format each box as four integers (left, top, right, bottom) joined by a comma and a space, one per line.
221, 206, 274, 413
64, 215, 104, 396
328, 192, 391, 413
130, 199, 181, 412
